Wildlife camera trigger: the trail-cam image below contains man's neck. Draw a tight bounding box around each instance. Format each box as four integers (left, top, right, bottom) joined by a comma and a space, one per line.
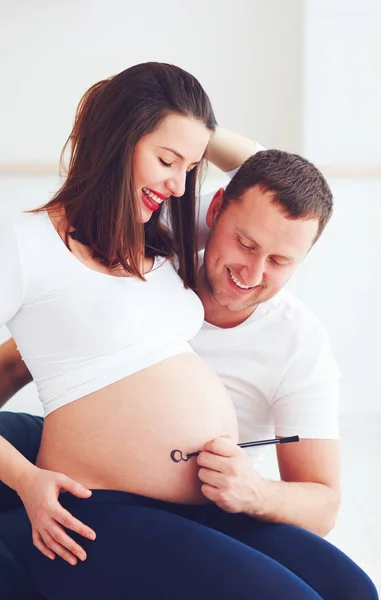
196, 266, 257, 329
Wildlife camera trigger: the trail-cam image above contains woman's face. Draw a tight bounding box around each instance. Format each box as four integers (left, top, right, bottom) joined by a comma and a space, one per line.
133, 113, 211, 223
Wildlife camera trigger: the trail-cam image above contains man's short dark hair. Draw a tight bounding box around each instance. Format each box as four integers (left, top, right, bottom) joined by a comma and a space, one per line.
221, 150, 333, 242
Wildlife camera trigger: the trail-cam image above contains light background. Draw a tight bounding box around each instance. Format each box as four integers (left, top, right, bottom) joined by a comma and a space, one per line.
0, 0, 380, 589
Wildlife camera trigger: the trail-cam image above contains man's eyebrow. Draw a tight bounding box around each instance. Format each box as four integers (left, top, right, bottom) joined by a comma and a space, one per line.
237, 229, 294, 261
158, 146, 199, 166
237, 228, 262, 249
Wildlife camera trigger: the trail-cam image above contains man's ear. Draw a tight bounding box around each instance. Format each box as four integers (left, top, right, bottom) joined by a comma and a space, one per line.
206, 188, 224, 228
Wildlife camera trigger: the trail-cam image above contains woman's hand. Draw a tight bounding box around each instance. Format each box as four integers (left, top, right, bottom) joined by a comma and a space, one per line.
17, 466, 96, 565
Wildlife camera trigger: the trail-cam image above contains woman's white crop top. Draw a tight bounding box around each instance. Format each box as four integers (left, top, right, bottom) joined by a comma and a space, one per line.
0, 212, 204, 416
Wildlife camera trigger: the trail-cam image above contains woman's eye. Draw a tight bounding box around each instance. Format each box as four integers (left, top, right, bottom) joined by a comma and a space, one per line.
159, 158, 172, 168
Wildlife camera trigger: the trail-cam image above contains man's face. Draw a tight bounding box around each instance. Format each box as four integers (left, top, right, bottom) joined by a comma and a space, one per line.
203, 185, 319, 316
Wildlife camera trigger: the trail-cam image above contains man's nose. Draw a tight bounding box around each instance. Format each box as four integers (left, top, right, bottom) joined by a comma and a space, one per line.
247, 257, 266, 287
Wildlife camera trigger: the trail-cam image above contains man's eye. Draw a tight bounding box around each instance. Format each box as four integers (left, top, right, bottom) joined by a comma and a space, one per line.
159, 158, 172, 168
239, 240, 251, 250
270, 258, 286, 267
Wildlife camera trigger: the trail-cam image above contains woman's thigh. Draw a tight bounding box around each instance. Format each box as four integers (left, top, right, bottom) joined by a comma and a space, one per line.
0, 508, 44, 600
205, 508, 378, 600
29, 492, 321, 600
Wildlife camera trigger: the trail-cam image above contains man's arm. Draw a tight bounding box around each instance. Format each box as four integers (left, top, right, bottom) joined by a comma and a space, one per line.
197, 436, 340, 537
198, 322, 341, 537
0, 338, 32, 408
265, 437, 341, 536
206, 127, 265, 172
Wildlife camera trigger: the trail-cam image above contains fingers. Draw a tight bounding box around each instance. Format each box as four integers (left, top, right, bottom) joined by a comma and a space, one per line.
197, 449, 224, 471
60, 475, 92, 499
46, 505, 96, 564
41, 528, 84, 566
32, 507, 96, 565
200, 483, 220, 504
198, 437, 245, 476
32, 530, 55, 561
56, 506, 96, 541
198, 467, 224, 487
201, 436, 240, 457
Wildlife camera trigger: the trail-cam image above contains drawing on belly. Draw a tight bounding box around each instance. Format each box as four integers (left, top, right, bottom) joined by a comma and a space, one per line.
170, 449, 200, 463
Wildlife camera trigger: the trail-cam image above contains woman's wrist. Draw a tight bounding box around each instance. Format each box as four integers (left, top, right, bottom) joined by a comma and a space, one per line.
206, 127, 263, 172
0, 434, 39, 496
15, 463, 40, 498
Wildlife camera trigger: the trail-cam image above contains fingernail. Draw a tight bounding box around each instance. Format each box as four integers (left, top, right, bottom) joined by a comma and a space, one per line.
69, 558, 77, 566
88, 532, 96, 541
79, 553, 86, 561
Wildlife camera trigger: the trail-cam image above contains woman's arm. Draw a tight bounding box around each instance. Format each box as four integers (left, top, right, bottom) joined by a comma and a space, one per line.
0, 222, 96, 564
0, 338, 33, 408
0, 433, 96, 564
0, 433, 38, 492
206, 127, 265, 173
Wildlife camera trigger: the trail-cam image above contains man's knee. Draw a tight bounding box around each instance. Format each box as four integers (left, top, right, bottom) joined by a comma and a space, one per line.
0, 412, 43, 460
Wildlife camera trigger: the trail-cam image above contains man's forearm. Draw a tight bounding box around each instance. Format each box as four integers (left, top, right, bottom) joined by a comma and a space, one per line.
0, 339, 33, 407
0, 376, 20, 408
251, 479, 340, 537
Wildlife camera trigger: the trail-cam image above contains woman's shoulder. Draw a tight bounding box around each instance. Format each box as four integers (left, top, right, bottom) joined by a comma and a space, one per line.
0, 210, 50, 239
0, 211, 58, 278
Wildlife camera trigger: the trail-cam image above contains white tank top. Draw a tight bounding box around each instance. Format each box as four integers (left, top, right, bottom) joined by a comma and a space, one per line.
0, 212, 204, 416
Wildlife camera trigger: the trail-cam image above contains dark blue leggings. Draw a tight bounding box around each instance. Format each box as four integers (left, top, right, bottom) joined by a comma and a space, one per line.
0, 412, 378, 600
25, 490, 377, 600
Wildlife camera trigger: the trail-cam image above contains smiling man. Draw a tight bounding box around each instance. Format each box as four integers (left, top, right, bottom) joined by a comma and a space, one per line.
192, 150, 341, 536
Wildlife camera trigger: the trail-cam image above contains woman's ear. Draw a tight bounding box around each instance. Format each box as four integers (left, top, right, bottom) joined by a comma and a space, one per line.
206, 188, 224, 228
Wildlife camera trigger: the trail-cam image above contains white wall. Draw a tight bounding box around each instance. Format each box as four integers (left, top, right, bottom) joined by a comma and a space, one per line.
298, 0, 381, 416
0, 0, 303, 164
303, 0, 381, 166
287, 179, 381, 417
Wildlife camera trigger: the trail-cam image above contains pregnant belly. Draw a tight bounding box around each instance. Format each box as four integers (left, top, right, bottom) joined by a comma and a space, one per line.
37, 353, 239, 504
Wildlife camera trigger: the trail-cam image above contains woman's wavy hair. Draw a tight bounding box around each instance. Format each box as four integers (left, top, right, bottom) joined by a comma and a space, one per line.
33, 62, 217, 288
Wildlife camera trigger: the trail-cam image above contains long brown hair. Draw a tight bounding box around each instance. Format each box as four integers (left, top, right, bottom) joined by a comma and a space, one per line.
33, 63, 217, 287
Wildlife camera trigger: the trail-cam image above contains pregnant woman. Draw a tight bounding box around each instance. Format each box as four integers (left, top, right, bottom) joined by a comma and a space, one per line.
0, 62, 345, 600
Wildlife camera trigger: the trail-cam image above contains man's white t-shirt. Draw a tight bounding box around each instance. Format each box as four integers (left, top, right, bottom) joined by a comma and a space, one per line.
190, 284, 340, 463
192, 169, 340, 465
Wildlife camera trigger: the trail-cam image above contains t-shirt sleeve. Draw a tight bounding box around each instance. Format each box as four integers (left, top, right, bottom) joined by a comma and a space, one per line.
0, 222, 25, 326
272, 326, 340, 439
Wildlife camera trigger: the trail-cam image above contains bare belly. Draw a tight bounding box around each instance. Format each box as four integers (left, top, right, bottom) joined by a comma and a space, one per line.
37, 353, 238, 504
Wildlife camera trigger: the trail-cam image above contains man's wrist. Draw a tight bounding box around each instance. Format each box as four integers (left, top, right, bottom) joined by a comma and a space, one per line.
246, 478, 283, 521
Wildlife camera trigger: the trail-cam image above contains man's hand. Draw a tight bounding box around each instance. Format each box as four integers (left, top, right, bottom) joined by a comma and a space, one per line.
198, 436, 341, 536
197, 436, 267, 515
17, 467, 96, 565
